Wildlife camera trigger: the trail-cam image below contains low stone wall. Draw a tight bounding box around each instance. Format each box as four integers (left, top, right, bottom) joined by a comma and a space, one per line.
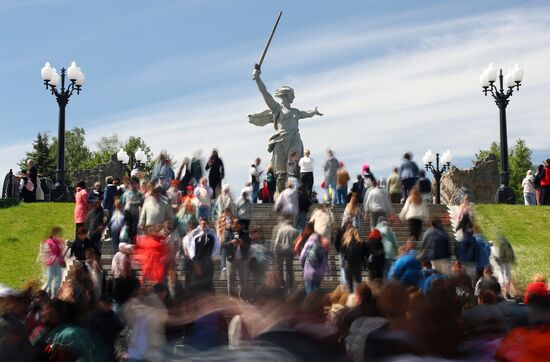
71, 154, 126, 189
439, 155, 499, 204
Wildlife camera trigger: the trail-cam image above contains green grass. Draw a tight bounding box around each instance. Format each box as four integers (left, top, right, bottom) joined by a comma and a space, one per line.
475, 204, 550, 292
0, 203, 74, 288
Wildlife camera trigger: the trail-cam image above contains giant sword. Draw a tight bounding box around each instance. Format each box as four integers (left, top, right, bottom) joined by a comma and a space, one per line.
255, 11, 283, 70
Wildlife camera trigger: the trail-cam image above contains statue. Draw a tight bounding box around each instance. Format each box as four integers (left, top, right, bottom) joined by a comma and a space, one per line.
249, 68, 323, 192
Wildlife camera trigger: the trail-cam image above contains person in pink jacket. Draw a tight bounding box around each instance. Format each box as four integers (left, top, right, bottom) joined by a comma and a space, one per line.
74, 180, 89, 239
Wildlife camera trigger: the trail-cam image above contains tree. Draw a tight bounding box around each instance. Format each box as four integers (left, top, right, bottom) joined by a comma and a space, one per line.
85, 134, 121, 168
18, 132, 55, 178
473, 139, 533, 203
49, 127, 93, 183
123, 136, 155, 174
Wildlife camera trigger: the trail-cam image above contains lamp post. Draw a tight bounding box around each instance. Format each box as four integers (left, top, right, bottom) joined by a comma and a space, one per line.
41, 61, 85, 201
422, 149, 453, 205
117, 148, 147, 177
480, 63, 524, 204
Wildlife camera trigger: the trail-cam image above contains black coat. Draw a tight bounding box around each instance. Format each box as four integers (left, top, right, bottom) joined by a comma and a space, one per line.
205, 156, 224, 186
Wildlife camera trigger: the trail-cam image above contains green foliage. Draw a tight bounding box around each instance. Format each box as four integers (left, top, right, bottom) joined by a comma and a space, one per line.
473, 139, 534, 204
18, 133, 56, 178
50, 127, 93, 183
475, 204, 550, 293
123, 136, 155, 173
83, 134, 122, 169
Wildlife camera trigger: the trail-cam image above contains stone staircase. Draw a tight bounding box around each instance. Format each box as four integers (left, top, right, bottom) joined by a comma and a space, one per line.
99, 203, 454, 294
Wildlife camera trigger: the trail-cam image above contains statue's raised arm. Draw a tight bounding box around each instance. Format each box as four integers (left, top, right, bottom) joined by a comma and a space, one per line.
252, 68, 278, 112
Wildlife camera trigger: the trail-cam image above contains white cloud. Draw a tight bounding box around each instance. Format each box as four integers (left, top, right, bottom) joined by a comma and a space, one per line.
2, 7, 550, 194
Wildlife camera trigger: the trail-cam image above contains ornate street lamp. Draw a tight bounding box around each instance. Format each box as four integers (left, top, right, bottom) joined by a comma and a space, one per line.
41, 61, 85, 201
117, 147, 147, 176
480, 63, 524, 204
423, 149, 453, 204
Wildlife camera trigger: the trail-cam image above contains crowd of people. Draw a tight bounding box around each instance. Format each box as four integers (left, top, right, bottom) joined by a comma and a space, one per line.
2, 150, 549, 361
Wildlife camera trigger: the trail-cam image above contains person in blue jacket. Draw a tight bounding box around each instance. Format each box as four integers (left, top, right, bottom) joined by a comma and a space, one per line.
389, 239, 421, 287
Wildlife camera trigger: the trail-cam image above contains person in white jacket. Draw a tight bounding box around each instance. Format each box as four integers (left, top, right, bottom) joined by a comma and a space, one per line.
399, 187, 429, 241
364, 182, 393, 230
522, 170, 536, 206
274, 181, 299, 220
309, 203, 334, 241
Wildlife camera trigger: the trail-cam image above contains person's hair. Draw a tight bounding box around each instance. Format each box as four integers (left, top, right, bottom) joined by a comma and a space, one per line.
393, 167, 399, 173
431, 218, 442, 228
76, 180, 86, 189
483, 265, 493, 275
355, 283, 373, 304
418, 170, 426, 177
408, 187, 422, 205
342, 226, 362, 248
377, 281, 409, 319
130, 176, 140, 184
533, 273, 546, 283
478, 289, 497, 304
301, 221, 315, 240
329, 285, 349, 305
546, 158, 550, 166
345, 194, 359, 215
50, 226, 62, 237
404, 152, 412, 160
105, 176, 114, 184
537, 164, 544, 173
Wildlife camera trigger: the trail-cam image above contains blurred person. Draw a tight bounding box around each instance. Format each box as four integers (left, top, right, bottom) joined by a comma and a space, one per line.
335, 161, 350, 205
293, 221, 316, 256
85, 198, 105, 255
310, 190, 319, 204
181, 184, 196, 205
541, 159, 550, 205
449, 261, 474, 303
421, 218, 451, 275
365, 228, 386, 281
387, 167, 403, 203
455, 227, 479, 284
151, 151, 175, 191
236, 186, 253, 232
87, 181, 103, 203
323, 149, 339, 204
309, 203, 334, 241
70, 226, 95, 261
249, 157, 263, 203
473, 225, 492, 276
522, 169, 537, 205
344, 193, 363, 235
299, 149, 314, 198
326, 285, 350, 331
26, 159, 38, 202
341, 283, 379, 332
417, 170, 432, 203
286, 151, 301, 191
84, 247, 104, 299
216, 207, 233, 272
18, 169, 34, 203
362, 164, 376, 185
120, 176, 143, 241
272, 219, 300, 289
205, 149, 225, 199
186, 218, 220, 294
375, 216, 398, 277
74, 180, 88, 240
166, 267, 185, 306
461, 289, 504, 339
109, 197, 125, 254
213, 184, 235, 219
340, 226, 368, 292
176, 157, 192, 190
334, 218, 353, 287
248, 226, 271, 293
474, 265, 502, 297
295, 183, 312, 231
265, 163, 277, 203
179, 221, 198, 291
364, 181, 393, 230
524, 273, 548, 304
534, 164, 544, 205
399, 187, 429, 241
89, 294, 123, 362
190, 150, 203, 185
165, 179, 182, 213
457, 195, 474, 226
139, 184, 173, 233
274, 181, 299, 220
194, 177, 213, 221
300, 233, 329, 294
494, 234, 516, 298
399, 152, 419, 200
389, 239, 421, 287
112, 256, 139, 308
39, 226, 66, 297
223, 217, 251, 298
175, 199, 197, 237
102, 176, 117, 220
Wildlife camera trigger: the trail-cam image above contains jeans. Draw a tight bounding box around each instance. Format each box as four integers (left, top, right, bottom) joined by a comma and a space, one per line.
524, 192, 536, 206
276, 251, 294, 289
339, 252, 348, 285
304, 279, 321, 294
45, 261, 62, 297
252, 181, 260, 203
221, 247, 227, 270
300, 172, 314, 198
295, 211, 308, 231
335, 186, 347, 205
197, 205, 211, 221
227, 258, 248, 298
344, 263, 362, 292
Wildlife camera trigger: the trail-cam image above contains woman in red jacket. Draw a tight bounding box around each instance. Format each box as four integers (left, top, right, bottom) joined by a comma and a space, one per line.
541, 159, 550, 205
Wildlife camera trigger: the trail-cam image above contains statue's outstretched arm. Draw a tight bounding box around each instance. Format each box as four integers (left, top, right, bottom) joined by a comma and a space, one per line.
253, 68, 278, 112
299, 106, 324, 119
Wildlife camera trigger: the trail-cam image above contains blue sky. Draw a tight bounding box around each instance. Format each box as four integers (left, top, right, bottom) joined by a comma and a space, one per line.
1, 0, 549, 192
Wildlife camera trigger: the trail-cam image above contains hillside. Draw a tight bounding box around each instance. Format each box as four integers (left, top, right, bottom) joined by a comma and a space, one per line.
475, 204, 550, 292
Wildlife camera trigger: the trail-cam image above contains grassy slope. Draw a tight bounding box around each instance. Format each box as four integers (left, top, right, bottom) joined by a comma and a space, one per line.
0, 203, 74, 288
475, 204, 550, 291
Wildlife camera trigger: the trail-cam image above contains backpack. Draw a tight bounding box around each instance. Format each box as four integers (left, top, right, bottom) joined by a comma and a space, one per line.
306, 239, 323, 267
344, 239, 364, 264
